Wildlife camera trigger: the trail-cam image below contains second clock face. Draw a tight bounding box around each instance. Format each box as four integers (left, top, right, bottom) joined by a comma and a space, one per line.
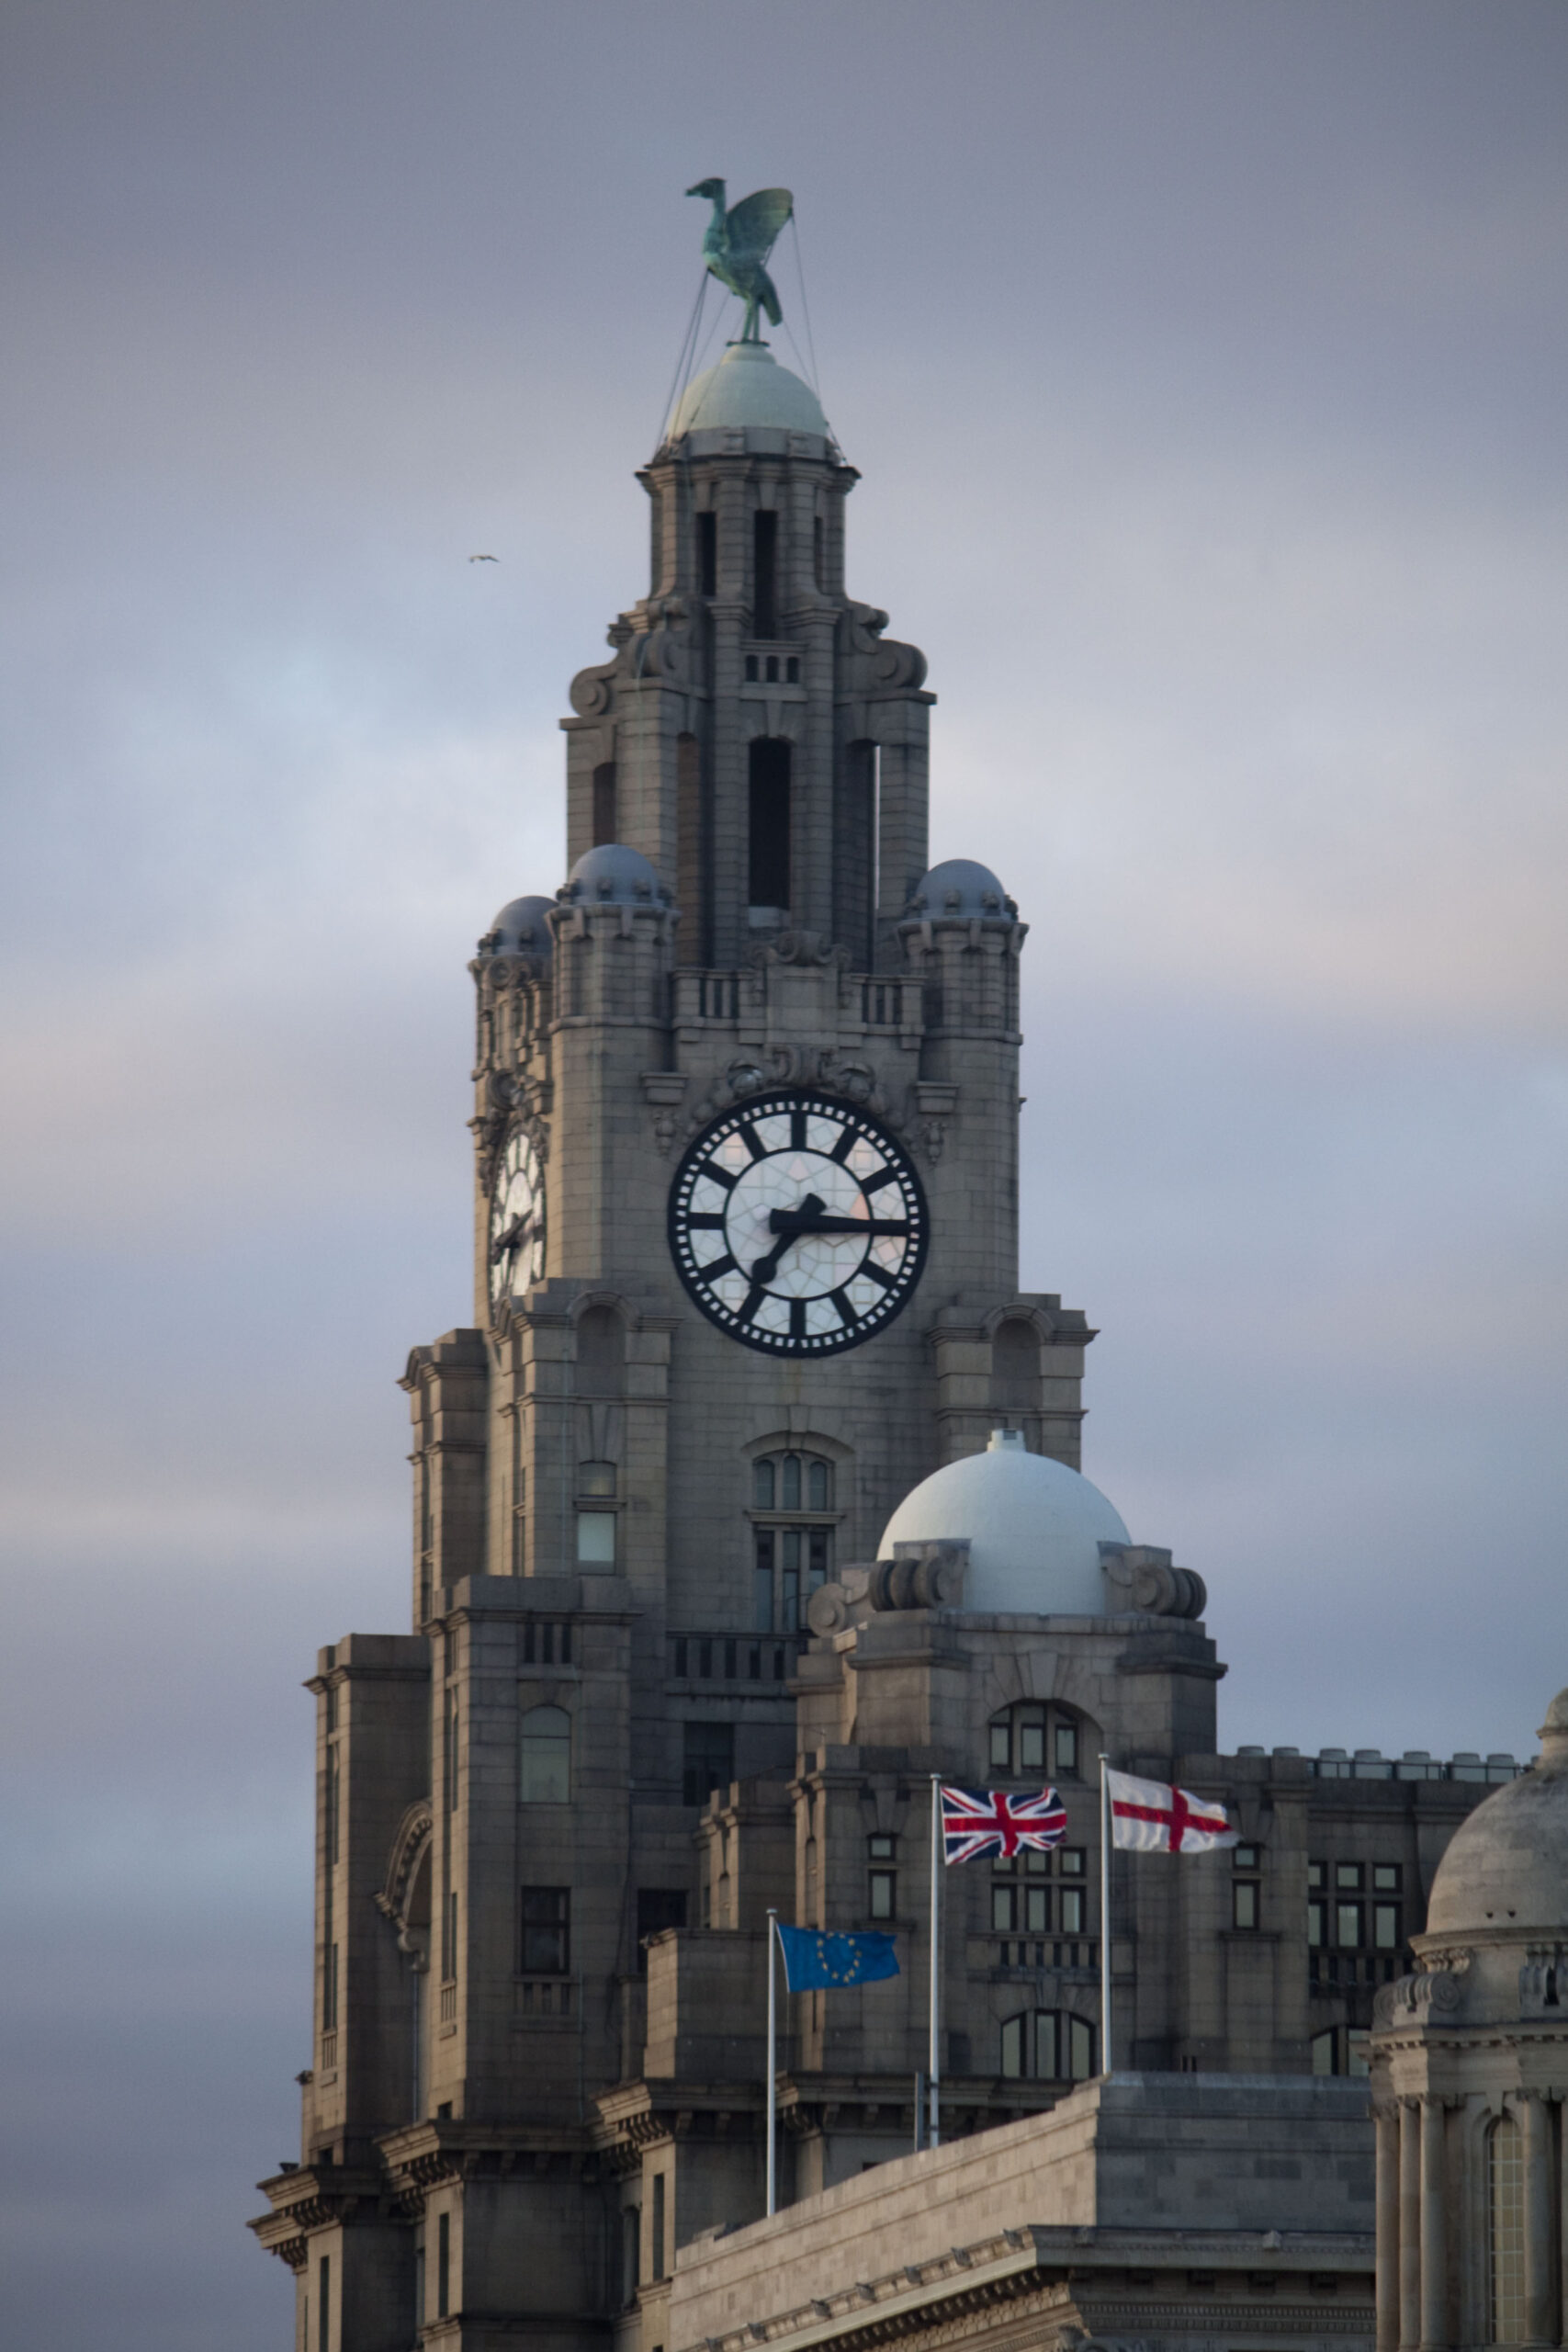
490, 1128, 546, 1315
668, 1090, 929, 1356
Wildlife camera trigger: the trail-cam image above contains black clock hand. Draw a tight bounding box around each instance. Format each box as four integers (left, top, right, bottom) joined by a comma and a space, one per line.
491, 1211, 534, 1263
749, 1193, 828, 1283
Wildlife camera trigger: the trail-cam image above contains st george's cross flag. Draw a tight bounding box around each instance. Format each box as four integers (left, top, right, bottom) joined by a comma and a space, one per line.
1106, 1769, 1237, 1854
940, 1785, 1068, 1865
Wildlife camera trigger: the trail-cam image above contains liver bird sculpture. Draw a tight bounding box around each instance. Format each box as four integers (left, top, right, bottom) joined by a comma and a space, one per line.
686, 179, 794, 342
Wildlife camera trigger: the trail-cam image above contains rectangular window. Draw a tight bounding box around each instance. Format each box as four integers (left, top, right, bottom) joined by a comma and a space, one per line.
1234, 1843, 1260, 1871
1059, 1885, 1086, 1935
1307, 1897, 1326, 1949
1059, 1849, 1086, 1878
1233, 1880, 1259, 1930
520, 1885, 570, 1974
511, 1414, 526, 1576
696, 511, 716, 597
622, 2205, 641, 2305
325, 1745, 340, 1865
576, 1510, 616, 1566
322, 1940, 339, 2031
752, 510, 777, 637
813, 513, 825, 591
682, 1720, 735, 1809
675, 730, 709, 966
651, 2173, 666, 2283
868, 1834, 895, 1860
319, 2254, 330, 2352
446, 1691, 459, 1810
636, 1888, 686, 1970
441, 1890, 458, 1983
869, 1870, 896, 1919
1374, 1901, 1402, 1951
437, 2211, 450, 2318
592, 763, 617, 847
1024, 1883, 1049, 1933
988, 1719, 1010, 1770
1307, 1859, 1325, 1891
831, 739, 877, 967
1373, 1862, 1402, 1893
1018, 1709, 1045, 1771
748, 739, 791, 910
1336, 1900, 1364, 1950
991, 1883, 1017, 1933
1336, 1861, 1364, 1891
1054, 1720, 1078, 1778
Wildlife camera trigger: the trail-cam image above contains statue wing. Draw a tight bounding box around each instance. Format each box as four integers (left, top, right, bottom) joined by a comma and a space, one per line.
724, 187, 793, 266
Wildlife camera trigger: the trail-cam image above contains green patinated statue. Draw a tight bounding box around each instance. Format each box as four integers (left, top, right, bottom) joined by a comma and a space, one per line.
685, 178, 794, 341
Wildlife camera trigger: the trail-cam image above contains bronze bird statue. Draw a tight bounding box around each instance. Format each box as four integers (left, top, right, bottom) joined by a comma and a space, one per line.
686, 178, 794, 342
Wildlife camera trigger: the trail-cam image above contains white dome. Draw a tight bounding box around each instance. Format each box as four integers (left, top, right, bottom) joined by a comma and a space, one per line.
670, 341, 829, 442
559, 844, 670, 907
879, 1430, 1130, 1616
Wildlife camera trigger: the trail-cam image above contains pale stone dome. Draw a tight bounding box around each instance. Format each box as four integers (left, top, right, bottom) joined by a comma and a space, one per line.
879, 1430, 1130, 1616
483, 895, 554, 958
905, 859, 1018, 922
1423, 1687, 1568, 1937
670, 340, 829, 441
558, 844, 671, 906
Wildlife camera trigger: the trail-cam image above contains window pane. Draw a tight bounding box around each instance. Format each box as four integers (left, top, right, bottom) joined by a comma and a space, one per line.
1307, 1860, 1325, 1890
520, 1705, 570, 1803
782, 1454, 801, 1510
1033, 2011, 1057, 2080
808, 1531, 829, 1585
1374, 1903, 1401, 1951
682, 1721, 734, 1808
868, 1834, 895, 1860
999, 2015, 1025, 2078
783, 1528, 801, 1573
869, 1871, 895, 1919
1020, 1719, 1045, 1771
989, 1719, 1010, 1769
991, 1884, 1016, 1932
1055, 1721, 1078, 1777
1066, 2016, 1094, 2079
579, 1460, 616, 1498
753, 1566, 773, 1632
1025, 1885, 1049, 1933
1311, 2029, 1336, 2076
1337, 1902, 1363, 1949
520, 1886, 569, 1973
1308, 1899, 1325, 1948
1059, 1886, 1085, 1934
753, 1460, 775, 1510
1059, 1849, 1086, 1877
807, 1459, 829, 1510
576, 1510, 615, 1565
1336, 1862, 1363, 1890
1233, 1880, 1258, 1929
783, 1565, 799, 1631
1490, 2114, 1526, 2342
1234, 1845, 1259, 1871
1373, 1863, 1401, 1892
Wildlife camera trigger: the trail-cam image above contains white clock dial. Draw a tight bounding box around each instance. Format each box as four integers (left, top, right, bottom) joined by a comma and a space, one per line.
668, 1091, 928, 1356
490, 1129, 545, 1314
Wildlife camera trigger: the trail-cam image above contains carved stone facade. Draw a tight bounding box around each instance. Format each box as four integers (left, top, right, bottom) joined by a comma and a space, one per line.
250, 333, 1519, 2352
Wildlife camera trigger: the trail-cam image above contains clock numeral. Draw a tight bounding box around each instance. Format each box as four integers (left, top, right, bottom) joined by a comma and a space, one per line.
867, 1219, 909, 1238
738, 1283, 767, 1325
737, 1122, 766, 1163
862, 1261, 897, 1292
860, 1166, 897, 1197
788, 1299, 807, 1340
790, 1106, 807, 1150
697, 1160, 737, 1192
685, 1212, 726, 1230
699, 1252, 738, 1281
829, 1287, 856, 1328
829, 1125, 856, 1164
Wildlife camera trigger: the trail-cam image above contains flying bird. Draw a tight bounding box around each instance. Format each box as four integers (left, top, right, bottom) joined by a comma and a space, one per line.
469, 553, 499, 562
685, 179, 794, 342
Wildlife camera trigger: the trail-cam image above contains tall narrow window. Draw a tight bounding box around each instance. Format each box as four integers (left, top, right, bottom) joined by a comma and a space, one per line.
436, 2211, 450, 2319
675, 732, 709, 965
510, 1412, 526, 1576
813, 513, 825, 590
446, 1690, 459, 1810
752, 510, 777, 636
651, 2173, 667, 2282
682, 1720, 735, 1808
325, 1744, 340, 1864
576, 1306, 624, 1396
592, 763, 617, 847
696, 511, 716, 597
440, 1889, 457, 1983
832, 741, 876, 965
1489, 2112, 1525, 2341
318, 2254, 330, 2352
519, 1885, 570, 1973
990, 1317, 1038, 1415
520, 1704, 570, 1803
322, 1939, 338, 2032
748, 740, 791, 915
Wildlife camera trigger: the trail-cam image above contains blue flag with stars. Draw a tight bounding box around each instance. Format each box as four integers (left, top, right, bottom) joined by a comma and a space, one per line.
774, 1924, 900, 1991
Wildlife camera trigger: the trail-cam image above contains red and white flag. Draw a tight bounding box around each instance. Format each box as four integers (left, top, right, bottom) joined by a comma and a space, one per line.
1106, 1769, 1236, 1854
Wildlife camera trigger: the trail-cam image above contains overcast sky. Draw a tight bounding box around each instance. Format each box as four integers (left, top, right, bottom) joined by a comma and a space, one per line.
2, 3, 1564, 2342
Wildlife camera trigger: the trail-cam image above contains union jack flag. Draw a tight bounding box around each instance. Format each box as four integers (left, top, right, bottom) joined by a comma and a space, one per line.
940, 1785, 1067, 1866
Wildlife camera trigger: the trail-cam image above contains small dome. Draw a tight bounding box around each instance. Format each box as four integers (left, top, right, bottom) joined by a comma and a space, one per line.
559, 843, 671, 907
879, 1430, 1130, 1616
482, 895, 554, 959
669, 341, 829, 443
1424, 1687, 1568, 1938
905, 859, 1018, 922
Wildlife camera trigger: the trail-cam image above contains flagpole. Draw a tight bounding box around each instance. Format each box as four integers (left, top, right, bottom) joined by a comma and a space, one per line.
765, 1907, 777, 2216
928, 1774, 941, 2149
1098, 1754, 1112, 2076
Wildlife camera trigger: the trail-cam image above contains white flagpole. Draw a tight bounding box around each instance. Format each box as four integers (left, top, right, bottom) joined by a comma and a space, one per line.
766, 1907, 778, 2215
1098, 1754, 1112, 2075
929, 1774, 941, 2149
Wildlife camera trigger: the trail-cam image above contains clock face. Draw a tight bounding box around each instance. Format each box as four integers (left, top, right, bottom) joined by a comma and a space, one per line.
668, 1090, 929, 1356
490, 1128, 545, 1315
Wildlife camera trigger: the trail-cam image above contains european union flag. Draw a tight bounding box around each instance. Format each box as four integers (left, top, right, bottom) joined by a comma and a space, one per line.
774, 1924, 900, 1991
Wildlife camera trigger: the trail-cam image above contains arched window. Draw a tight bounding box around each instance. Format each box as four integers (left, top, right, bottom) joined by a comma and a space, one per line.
999, 2009, 1095, 2083
752, 1452, 834, 1632
520, 1704, 570, 1804
575, 1306, 624, 1396
988, 1702, 1084, 1781
1488, 2110, 1526, 2342
989, 1317, 1038, 1414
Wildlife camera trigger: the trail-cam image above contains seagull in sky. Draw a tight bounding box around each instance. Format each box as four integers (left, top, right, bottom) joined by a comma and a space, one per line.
468, 553, 499, 562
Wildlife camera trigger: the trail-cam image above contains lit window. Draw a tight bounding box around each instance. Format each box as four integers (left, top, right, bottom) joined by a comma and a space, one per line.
520, 1704, 570, 1804
576, 1510, 615, 1566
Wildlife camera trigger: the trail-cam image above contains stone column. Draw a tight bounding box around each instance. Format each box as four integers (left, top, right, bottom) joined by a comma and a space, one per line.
1375, 2103, 1400, 2352
1400, 2098, 1422, 2351
1522, 2091, 1555, 2346
1420, 2097, 1448, 2349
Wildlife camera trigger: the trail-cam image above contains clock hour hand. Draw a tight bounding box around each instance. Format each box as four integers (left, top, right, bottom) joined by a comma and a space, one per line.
748, 1192, 829, 1283
491, 1211, 534, 1264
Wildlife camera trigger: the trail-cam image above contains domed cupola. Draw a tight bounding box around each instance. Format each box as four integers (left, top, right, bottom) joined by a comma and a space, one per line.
1421, 1688, 1568, 1941
904, 859, 1019, 925
479, 894, 555, 960
878, 1429, 1130, 1616
667, 339, 831, 455
558, 843, 672, 909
